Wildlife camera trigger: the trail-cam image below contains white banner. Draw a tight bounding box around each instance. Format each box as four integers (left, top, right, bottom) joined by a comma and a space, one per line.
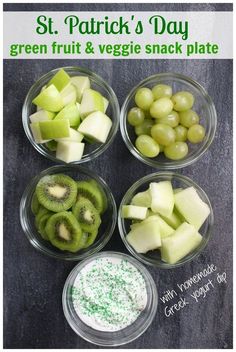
3, 11, 233, 59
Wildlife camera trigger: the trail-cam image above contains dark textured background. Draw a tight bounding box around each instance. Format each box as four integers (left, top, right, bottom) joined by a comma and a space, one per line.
3, 3, 233, 349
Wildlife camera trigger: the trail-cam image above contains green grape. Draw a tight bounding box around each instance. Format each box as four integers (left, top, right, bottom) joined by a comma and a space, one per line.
134, 119, 154, 136
175, 125, 188, 142
171, 91, 194, 111
134, 88, 154, 110
179, 109, 199, 128
164, 142, 188, 160
152, 84, 172, 100
135, 135, 160, 158
187, 124, 206, 143
159, 144, 164, 152
150, 97, 173, 118
127, 107, 145, 126
157, 110, 180, 127
151, 124, 176, 146
144, 110, 152, 119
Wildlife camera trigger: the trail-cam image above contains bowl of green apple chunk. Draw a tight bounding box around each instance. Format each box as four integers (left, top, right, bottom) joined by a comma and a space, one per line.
22, 67, 120, 164
120, 72, 217, 169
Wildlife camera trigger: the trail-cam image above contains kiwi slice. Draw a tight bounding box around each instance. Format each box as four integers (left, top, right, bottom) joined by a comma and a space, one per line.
78, 232, 89, 249
83, 229, 98, 248
45, 211, 82, 252
36, 174, 77, 212
31, 192, 40, 215
72, 196, 101, 232
76, 180, 105, 214
35, 206, 51, 229
88, 179, 108, 213
38, 213, 52, 240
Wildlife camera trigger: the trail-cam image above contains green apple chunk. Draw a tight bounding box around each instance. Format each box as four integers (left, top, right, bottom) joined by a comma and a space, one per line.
103, 97, 109, 113
54, 103, 80, 127
122, 205, 148, 220
60, 83, 77, 106
29, 110, 55, 123
36, 86, 47, 111
55, 128, 83, 143
131, 189, 151, 208
39, 120, 70, 139
80, 89, 104, 119
70, 76, 90, 102
150, 181, 174, 217
33, 84, 64, 112
30, 122, 51, 144
78, 111, 112, 143
56, 141, 85, 163
161, 222, 202, 264
45, 140, 58, 151
48, 68, 70, 92
160, 211, 182, 230
143, 215, 174, 238
174, 187, 210, 230
127, 219, 161, 253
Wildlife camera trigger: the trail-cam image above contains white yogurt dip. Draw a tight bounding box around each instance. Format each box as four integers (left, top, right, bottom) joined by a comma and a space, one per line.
71, 256, 148, 332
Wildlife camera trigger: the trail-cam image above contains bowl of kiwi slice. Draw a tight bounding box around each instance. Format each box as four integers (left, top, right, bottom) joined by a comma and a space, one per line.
20, 165, 117, 260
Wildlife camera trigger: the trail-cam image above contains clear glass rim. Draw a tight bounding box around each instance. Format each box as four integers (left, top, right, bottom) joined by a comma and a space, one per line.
19, 165, 117, 261
22, 66, 120, 164
120, 72, 217, 169
62, 251, 158, 346
118, 171, 214, 269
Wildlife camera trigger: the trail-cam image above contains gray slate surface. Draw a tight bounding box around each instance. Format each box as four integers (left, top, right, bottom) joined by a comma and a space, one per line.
3, 3, 233, 350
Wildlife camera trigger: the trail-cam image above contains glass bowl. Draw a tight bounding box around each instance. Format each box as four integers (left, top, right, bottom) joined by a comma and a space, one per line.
22, 66, 120, 164
120, 72, 217, 169
118, 172, 214, 268
62, 251, 158, 346
19, 165, 117, 260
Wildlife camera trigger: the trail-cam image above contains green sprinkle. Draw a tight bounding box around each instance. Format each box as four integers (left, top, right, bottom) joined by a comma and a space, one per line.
71, 257, 147, 331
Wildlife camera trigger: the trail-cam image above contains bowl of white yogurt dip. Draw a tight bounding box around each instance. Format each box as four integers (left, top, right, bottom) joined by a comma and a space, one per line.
62, 251, 158, 346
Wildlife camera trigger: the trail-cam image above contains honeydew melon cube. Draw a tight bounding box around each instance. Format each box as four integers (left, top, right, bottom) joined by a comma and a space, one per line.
39, 120, 70, 139
122, 205, 148, 220
78, 111, 112, 143
161, 222, 202, 264
60, 83, 77, 106
144, 215, 174, 238
80, 89, 104, 119
32, 84, 64, 112
70, 76, 90, 102
127, 220, 161, 253
48, 68, 70, 92
174, 188, 183, 194
160, 211, 182, 230
150, 181, 174, 217
55, 128, 83, 143
131, 189, 151, 208
29, 110, 55, 123
56, 141, 85, 163
30, 122, 51, 144
174, 187, 210, 230
103, 97, 109, 113
54, 103, 80, 127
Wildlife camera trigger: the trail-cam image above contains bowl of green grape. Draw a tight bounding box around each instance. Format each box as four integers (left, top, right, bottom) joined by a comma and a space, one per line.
120, 73, 217, 169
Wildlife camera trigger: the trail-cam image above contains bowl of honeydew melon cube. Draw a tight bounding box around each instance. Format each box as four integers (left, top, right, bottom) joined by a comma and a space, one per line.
120, 72, 217, 169
22, 67, 119, 164
20, 165, 117, 260
118, 172, 213, 268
